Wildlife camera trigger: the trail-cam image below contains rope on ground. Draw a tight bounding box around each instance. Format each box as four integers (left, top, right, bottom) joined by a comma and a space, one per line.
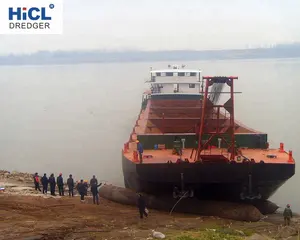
169, 191, 188, 215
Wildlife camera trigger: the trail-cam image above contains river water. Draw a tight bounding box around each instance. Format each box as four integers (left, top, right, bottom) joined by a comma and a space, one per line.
0, 59, 299, 211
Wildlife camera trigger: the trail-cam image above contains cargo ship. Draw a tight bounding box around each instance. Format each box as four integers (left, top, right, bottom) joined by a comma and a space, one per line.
122, 65, 295, 201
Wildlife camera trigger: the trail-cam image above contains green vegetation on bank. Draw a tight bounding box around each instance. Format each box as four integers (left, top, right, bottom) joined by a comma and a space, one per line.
168, 227, 253, 240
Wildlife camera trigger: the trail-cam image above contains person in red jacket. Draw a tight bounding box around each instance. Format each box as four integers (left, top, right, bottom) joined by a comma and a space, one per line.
33, 172, 41, 192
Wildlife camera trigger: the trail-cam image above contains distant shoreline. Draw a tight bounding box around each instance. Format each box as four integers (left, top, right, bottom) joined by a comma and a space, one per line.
1, 43, 300, 66
0, 56, 299, 67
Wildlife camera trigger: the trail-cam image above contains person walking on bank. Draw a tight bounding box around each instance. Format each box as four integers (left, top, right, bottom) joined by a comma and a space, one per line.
41, 173, 48, 194
91, 182, 102, 205
136, 140, 144, 163
77, 179, 86, 202
33, 173, 41, 192
57, 173, 64, 196
49, 173, 56, 196
137, 193, 148, 219
283, 204, 293, 226
67, 174, 74, 197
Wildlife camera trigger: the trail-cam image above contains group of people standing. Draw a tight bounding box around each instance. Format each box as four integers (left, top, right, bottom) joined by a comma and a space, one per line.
34, 172, 73, 197
33, 173, 102, 205
33, 172, 149, 218
77, 175, 102, 204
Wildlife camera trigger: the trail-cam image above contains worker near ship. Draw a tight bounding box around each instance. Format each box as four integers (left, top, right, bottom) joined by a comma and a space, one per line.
49, 173, 56, 196
91, 182, 102, 205
136, 140, 144, 163
137, 193, 148, 219
77, 179, 87, 202
283, 204, 293, 226
90, 175, 98, 186
67, 174, 74, 197
41, 173, 48, 194
173, 136, 182, 156
33, 173, 41, 192
83, 180, 88, 195
57, 173, 64, 196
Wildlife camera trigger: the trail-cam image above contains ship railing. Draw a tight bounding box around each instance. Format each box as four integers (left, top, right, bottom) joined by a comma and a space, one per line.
151, 88, 161, 94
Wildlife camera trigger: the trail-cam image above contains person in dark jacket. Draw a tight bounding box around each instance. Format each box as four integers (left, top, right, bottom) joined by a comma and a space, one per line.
173, 136, 182, 156
67, 174, 74, 197
77, 179, 86, 202
136, 140, 143, 163
41, 173, 48, 194
33, 173, 41, 192
91, 182, 102, 205
90, 175, 98, 187
83, 180, 88, 196
283, 204, 293, 226
57, 173, 64, 196
49, 173, 56, 196
137, 193, 148, 219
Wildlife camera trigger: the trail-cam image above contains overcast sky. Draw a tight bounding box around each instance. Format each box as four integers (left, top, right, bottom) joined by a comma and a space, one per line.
0, 0, 300, 55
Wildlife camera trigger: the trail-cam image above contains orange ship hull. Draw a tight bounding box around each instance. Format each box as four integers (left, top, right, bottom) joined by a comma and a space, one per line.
122, 153, 295, 200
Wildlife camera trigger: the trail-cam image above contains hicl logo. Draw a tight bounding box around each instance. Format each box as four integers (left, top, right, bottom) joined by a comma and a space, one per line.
9, 5, 54, 21
0, 0, 63, 34
8, 4, 54, 29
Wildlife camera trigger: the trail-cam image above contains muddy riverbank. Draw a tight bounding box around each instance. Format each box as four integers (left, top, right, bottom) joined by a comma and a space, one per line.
1, 170, 299, 240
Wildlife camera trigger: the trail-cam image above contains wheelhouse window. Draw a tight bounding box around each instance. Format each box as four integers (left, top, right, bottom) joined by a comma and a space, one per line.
189, 84, 195, 88
155, 71, 198, 78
